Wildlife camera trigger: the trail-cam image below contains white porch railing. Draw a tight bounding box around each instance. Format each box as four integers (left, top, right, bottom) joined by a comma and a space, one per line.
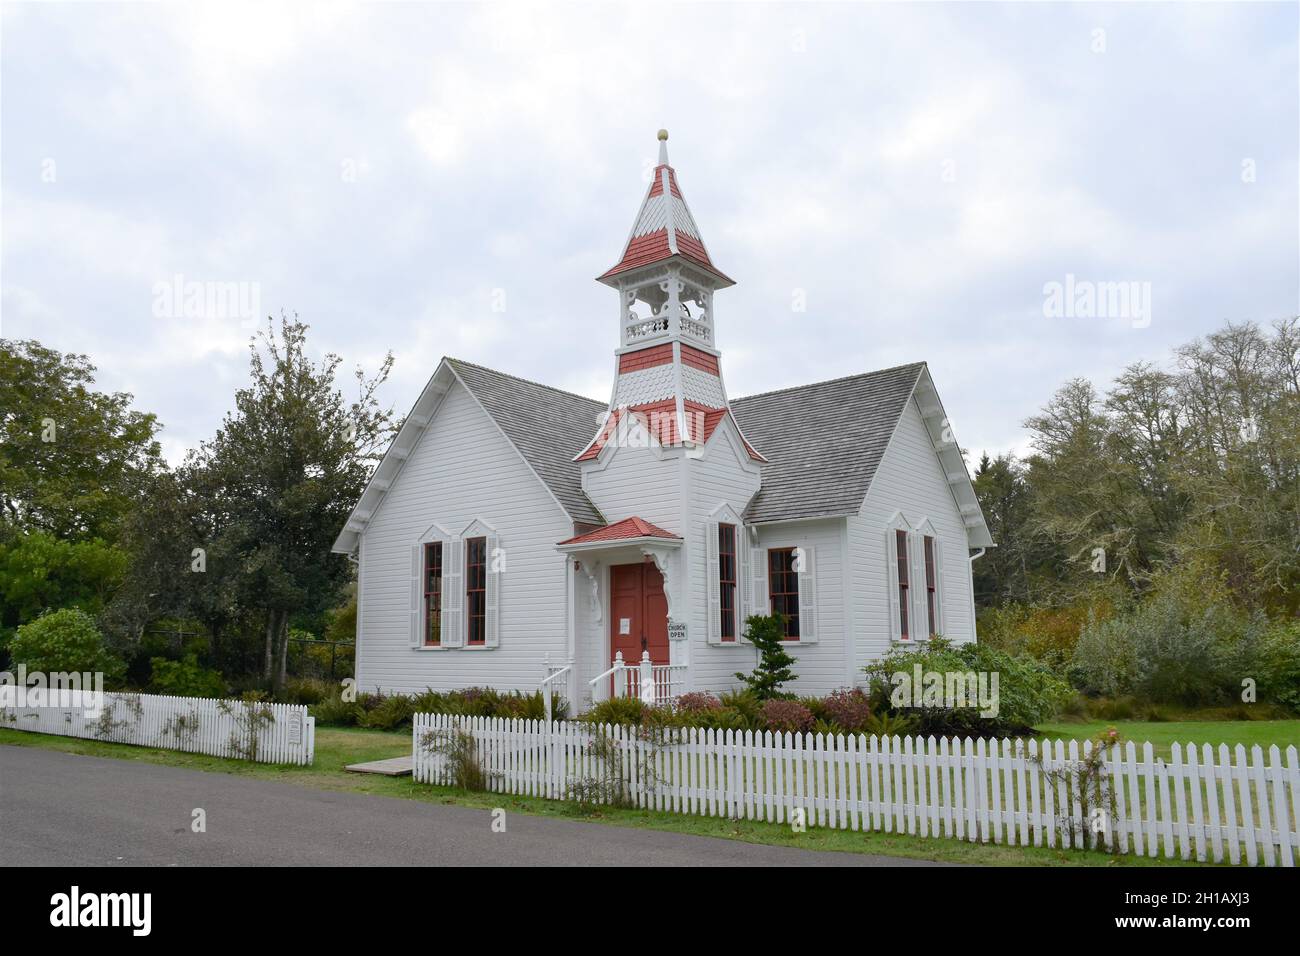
540, 655, 573, 723
588, 650, 686, 707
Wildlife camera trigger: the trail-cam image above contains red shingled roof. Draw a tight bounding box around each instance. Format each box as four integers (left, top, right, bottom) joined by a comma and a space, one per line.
558, 517, 681, 546
598, 159, 733, 285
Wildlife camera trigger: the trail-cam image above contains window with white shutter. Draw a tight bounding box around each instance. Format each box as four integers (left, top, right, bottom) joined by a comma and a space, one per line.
767, 547, 800, 640
441, 535, 463, 647
749, 542, 768, 638
885, 514, 912, 642
485, 531, 501, 648
719, 523, 737, 642
705, 520, 721, 644
795, 544, 817, 643
913, 520, 943, 638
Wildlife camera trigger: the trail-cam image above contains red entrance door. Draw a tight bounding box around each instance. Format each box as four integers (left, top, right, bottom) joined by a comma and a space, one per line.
609, 563, 669, 694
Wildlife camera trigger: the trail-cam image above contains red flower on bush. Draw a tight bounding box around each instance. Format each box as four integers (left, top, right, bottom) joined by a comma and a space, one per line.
821, 688, 871, 732
761, 698, 814, 734
675, 692, 723, 714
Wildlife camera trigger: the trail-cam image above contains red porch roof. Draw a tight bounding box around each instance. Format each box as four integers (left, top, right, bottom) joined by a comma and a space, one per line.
558, 517, 681, 546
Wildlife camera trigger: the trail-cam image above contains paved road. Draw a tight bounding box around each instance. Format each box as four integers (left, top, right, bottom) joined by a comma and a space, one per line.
0, 745, 944, 867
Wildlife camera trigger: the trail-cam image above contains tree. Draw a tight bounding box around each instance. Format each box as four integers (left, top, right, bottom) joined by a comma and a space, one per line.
0, 532, 127, 646
733, 614, 798, 699
190, 315, 396, 691
972, 453, 1038, 606
0, 339, 163, 541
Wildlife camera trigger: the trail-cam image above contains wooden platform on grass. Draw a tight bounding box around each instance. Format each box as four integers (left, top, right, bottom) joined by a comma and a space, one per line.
344, 755, 413, 776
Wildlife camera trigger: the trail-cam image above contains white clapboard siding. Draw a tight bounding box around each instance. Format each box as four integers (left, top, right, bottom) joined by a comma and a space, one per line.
412, 714, 1299, 867
2, 692, 314, 765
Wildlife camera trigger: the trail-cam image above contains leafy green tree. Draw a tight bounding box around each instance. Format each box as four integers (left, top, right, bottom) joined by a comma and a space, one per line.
0, 532, 127, 643
8, 608, 125, 684
734, 614, 798, 699
190, 315, 395, 691
0, 340, 163, 541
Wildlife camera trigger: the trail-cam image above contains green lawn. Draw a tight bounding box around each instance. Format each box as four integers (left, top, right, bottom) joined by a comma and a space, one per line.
1035, 719, 1300, 761
4, 720, 1275, 867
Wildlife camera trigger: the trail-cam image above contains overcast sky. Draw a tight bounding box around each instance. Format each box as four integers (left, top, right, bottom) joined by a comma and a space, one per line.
3, 1, 1297, 468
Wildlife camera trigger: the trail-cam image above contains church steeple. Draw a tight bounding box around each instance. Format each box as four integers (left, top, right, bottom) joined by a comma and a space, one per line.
576, 131, 763, 465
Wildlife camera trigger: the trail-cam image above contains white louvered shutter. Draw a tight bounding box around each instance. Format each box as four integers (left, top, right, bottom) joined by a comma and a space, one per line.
705, 521, 721, 644
750, 545, 769, 637
931, 537, 945, 637
441, 536, 463, 647
885, 528, 901, 641
409, 543, 423, 647
912, 532, 928, 641
737, 533, 751, 640
485, 532, 501, 648
796, 545, 818, 643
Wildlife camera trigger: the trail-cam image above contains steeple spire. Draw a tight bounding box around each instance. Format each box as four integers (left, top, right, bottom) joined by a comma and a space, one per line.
597, 130, 732, 289
574, 131, 765, 466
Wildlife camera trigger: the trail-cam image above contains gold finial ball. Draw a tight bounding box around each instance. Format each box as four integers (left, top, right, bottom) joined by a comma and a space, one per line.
657, 129, 669, 141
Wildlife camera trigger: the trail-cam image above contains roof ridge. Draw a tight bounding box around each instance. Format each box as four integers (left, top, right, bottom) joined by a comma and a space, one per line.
732, 361, 926, 404
446, 357, 605, 408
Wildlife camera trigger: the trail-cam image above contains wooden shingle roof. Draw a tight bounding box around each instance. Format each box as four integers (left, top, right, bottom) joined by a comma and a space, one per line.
447, 359, 606, 526
730, 363, 927, 524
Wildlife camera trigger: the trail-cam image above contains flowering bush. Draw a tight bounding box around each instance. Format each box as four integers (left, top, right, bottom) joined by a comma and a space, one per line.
675, 692, 723, 714
820, 687, 871, 732
760, 698, 814, 734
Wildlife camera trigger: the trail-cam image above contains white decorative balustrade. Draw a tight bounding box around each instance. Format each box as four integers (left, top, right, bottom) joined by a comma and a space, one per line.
588, 650, 686, 707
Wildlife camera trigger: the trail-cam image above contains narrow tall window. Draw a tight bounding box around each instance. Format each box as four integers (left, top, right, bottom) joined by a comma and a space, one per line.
896, 529, 910, 640
465, 536, 487, 645
423, 542, 442, 646
923, 535, 938, 637
718, 523, 737, 641
768, 547, 800, 640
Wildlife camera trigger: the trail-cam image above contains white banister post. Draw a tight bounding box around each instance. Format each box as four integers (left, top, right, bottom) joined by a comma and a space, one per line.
542, 652, 552, 724
640, 650, 653, 705
613, 650, 625, 698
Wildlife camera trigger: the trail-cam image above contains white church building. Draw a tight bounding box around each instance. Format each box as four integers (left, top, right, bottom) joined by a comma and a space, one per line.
333, 131, 993, 710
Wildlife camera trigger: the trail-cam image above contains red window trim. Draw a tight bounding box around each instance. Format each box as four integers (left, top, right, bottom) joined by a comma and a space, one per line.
767, 547, 800, 641
465, 536, 487, 646
423, 542, 443, 646
718, 523, 737, 642
923, 535, 937, 638
896, 529, 910, 640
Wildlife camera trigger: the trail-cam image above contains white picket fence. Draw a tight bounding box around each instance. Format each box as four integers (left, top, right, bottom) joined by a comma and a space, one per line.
413, 714, 1300, 866
1, 691, 315, 765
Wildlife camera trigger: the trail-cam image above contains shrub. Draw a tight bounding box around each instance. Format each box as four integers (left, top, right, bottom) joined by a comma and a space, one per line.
863, 711, 919, 737
360, 694, 416, 730
1071, 594, 1261, 707
733, 614, 797, 700
580, 696, 646, 726
310, 694, 363, 726
8, 608, 125, 686
147, 655, 226, 698
280, 677, 335, 706
675, 691, 722, 714
820, 687, 872, 732
760, 698, 813, 734
715, 689, 759, 727
863, 637, 1070, 737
